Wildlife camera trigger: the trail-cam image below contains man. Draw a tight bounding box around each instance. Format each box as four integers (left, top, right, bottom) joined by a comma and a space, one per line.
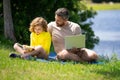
48, 8, 98, 62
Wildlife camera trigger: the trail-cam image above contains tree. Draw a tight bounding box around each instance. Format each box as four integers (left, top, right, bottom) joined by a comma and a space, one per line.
3, 0, 16, 42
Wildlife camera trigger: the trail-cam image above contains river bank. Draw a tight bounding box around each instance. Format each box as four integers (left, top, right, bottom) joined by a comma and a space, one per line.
87, 3, 120, 10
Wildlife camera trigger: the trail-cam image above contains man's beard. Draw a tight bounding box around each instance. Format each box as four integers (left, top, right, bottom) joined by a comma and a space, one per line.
56, 22, 65, 27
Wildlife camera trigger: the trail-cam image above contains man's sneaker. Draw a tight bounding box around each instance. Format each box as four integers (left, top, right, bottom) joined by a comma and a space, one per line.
9, 53, 21, 58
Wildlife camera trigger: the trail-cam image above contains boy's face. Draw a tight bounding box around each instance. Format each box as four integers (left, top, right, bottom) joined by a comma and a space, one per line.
34, 26, 43, 35
55, 15, 67, 27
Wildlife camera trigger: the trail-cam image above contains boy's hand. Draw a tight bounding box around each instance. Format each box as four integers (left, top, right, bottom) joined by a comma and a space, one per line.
23, 45, 34, 53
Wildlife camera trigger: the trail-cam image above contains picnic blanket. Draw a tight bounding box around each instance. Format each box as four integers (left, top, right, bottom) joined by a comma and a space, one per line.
9, 52, 104, 64
34, 52, 104, 64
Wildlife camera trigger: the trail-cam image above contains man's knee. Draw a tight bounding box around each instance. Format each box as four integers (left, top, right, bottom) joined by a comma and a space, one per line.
56, 51, 68, 60
57, 53, 63, 60
81, 48, 98, 61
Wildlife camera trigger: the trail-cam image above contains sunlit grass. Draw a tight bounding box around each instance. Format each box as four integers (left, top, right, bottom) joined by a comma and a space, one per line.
87, 3, 120, 10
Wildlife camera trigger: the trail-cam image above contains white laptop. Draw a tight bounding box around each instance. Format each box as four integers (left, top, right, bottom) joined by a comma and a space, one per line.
65, 35, 85, 49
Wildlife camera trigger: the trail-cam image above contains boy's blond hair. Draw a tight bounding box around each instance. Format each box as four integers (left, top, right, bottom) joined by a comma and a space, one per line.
29, 17, 47, 32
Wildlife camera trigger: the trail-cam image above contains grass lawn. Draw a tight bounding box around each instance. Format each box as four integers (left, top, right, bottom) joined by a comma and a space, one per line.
87, 3, 120, 10
0, 43, 120, 80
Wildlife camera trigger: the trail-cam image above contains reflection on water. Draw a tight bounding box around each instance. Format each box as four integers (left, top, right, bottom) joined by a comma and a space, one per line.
95, 31, 120, 41
91, 10, 120, 59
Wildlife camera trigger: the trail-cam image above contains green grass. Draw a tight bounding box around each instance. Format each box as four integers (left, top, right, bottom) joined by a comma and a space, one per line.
87, 3, 120, 10
1, 49, 120, 80
1, 36, 120, 80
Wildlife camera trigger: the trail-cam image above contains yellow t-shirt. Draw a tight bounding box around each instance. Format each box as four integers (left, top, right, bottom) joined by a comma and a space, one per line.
30, 32, 51, 54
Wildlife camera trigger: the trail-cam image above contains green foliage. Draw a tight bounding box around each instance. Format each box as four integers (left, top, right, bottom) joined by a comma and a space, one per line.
1, 0, 99, 48
0, 1, 3, 35
98, 55, 110, 62
0, 35, 14, 50
110, 53, 119, 62
98, 53, 119, 63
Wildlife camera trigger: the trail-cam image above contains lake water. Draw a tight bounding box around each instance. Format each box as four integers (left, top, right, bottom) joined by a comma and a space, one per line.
90, 10, 120, 59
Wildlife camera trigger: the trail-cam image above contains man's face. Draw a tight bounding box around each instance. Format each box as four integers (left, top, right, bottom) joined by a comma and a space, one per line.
55, 15, 67, 27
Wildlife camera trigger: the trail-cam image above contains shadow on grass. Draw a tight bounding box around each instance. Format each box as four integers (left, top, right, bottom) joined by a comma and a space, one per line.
91, 62, 120, 79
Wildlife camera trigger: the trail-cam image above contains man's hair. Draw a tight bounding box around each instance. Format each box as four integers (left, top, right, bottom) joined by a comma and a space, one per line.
55, 8, 69, 20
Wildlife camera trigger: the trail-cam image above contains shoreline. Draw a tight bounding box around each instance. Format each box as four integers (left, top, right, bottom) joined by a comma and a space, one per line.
87, 3, 120, 10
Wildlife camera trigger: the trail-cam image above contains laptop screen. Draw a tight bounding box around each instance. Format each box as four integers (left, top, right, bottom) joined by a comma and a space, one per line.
65, 35, 85, 49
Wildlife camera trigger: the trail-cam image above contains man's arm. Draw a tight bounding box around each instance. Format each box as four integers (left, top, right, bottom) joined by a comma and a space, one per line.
74, 24, 82, 35
47, 22, 53, 35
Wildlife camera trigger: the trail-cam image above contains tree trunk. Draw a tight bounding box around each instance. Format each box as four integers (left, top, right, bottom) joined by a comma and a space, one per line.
3, 0, 16, 42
